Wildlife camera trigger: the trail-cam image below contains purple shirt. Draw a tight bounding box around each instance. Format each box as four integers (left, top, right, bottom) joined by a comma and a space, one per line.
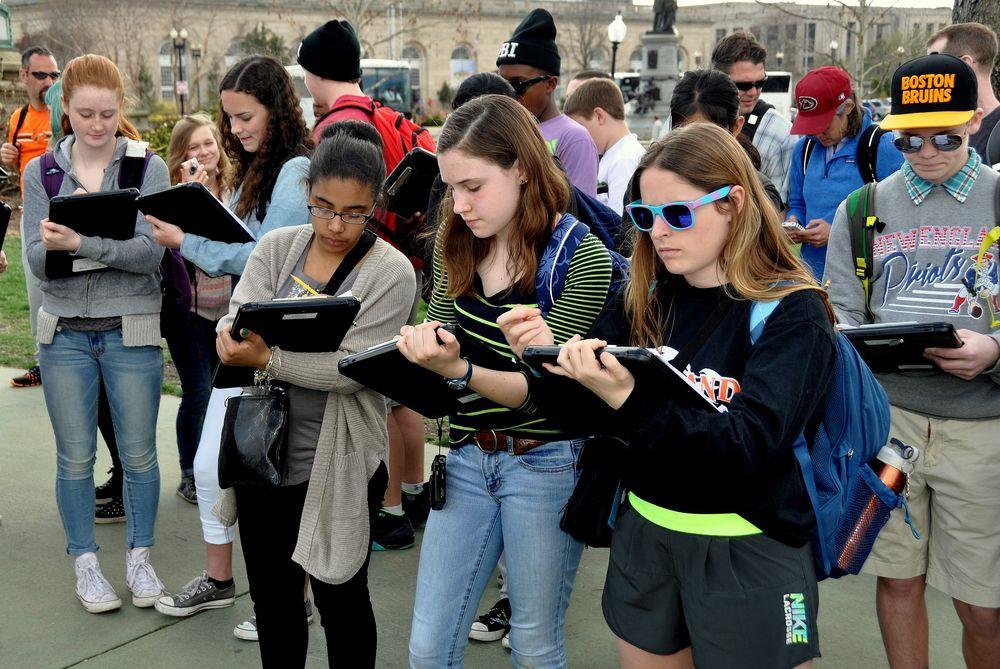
539, 114, 599, 197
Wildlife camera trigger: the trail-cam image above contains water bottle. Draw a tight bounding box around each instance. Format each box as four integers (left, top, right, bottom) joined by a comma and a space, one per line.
836, 438, 919, 572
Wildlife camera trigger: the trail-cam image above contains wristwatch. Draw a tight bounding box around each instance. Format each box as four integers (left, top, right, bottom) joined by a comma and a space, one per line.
444, 358, 473, 390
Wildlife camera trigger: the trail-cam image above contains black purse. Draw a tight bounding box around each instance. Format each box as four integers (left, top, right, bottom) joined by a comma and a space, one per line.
218, 380, 289, 488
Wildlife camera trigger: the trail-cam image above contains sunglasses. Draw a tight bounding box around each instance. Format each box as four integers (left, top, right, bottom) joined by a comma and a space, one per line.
733, 77, 767, 92
507, 74, 552, 97
892, 133, 965, 153
306, 203, 375, 225
29, 70, 60, 81
625, 186, 733, 232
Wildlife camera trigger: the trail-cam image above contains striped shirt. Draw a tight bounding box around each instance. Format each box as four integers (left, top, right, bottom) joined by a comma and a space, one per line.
427, 216, 613, 443
752, 108, 797, 200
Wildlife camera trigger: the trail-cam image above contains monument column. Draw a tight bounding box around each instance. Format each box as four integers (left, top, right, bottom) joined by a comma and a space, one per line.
634, 0, 680, 139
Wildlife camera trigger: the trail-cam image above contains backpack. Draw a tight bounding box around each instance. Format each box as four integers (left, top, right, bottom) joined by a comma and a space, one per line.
534, 213, 629, 316
567, 186, 625, 253
750, 297, 917, 580
40, 142, 192, 317
326, 97, 436, 172
741, 99, 775, 142
801, 124, 888, 185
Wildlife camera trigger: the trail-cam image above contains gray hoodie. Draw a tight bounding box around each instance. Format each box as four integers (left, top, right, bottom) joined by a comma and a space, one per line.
21, 136, 169, 346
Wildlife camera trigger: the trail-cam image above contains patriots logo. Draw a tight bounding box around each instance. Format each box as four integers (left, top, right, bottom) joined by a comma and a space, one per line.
797, 96, 819, 112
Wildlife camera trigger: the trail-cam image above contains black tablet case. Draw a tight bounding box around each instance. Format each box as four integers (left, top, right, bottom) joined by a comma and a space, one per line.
0, 201, 11, 253
45, 188, 140, 278
384, 147, 439, 221
843, 322, 962, 372
136, 182, 253, 244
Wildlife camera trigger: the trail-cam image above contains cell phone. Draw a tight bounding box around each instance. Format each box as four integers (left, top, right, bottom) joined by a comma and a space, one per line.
782, 220, 804, 229
429, 453, 446, 510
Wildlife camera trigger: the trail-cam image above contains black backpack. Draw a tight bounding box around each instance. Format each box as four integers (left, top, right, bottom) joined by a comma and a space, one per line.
741, 99, 776, 142
801, 124, 888, 185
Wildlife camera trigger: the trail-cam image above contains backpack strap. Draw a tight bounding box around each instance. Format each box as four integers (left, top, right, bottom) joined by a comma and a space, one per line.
40, 151, 64, 199
749, 298, 782, 344
846, 183, 879, 321
11, 104, 30, 147
855, 125, 886, 184
801, 138, 815, 176
118, 140, 153, 190
535, 215, 588, 316
741, 99, 774, 142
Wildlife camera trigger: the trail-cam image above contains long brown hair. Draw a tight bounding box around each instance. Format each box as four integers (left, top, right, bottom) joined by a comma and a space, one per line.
624, 122, 833, 346
436, 94, 570, 297
166, 113, 234, 189
60, 54, 140, 140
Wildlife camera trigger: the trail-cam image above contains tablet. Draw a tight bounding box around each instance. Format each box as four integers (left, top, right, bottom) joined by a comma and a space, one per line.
136, 182, 254, 244
338, 324, 519, 418
45, 188, 140, 278
842, 321, 962, 372
384, 147, 438, 220
212, 296, 361, 388
0, 201, 11, 253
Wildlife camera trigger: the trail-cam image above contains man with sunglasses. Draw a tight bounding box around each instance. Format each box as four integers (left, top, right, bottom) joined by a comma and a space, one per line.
825, 53, 1000, 669
4, 46, 58, 390
711, 31, 795, 200
497, 8, 599, 197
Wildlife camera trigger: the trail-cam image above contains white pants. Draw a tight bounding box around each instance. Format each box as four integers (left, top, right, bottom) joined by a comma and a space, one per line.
193, 386, 241, 544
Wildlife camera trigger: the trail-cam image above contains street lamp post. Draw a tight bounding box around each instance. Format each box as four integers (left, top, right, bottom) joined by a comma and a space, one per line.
694, 50, 702, 68
170, 27, 189, 115
829, 39, 839, 67
191, 47, 202, 110
607, 11, 627, 79
776, 50, 785, 69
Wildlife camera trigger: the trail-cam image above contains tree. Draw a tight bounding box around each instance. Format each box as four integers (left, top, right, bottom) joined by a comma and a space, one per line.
238, 24, 289, 64
135, 56, 157, 109
953, 0, 1000, 92
861, 30, 927, 96
559, 0, 624, 74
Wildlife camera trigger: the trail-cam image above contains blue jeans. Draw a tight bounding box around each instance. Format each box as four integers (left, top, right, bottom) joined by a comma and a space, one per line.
163, 312, 217, 475
39, 328, 162, 555
409, 438, 584, 668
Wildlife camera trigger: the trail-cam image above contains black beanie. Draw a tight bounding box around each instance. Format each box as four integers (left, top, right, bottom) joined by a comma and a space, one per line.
297, 20, 362, 82
496, 8, 561, 75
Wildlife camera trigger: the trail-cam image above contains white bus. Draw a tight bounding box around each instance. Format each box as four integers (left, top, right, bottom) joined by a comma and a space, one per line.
286, 59, 414, 128
760, 71, 794, 120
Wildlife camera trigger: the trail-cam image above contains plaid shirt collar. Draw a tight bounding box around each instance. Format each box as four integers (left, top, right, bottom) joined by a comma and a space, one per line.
902, 149, 981, 205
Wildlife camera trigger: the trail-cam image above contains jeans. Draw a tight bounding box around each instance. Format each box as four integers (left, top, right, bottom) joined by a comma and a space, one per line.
236, 462, 388, 668
39, 327, 162, 555
163, 312, 218, 475
409, 439, 584, 669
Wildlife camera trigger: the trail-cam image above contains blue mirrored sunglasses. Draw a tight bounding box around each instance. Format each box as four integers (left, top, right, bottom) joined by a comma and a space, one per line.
625, 186, 733, 232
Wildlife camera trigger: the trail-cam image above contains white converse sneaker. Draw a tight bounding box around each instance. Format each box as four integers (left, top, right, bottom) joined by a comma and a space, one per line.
74, 552, 121, 614
125, 547, 165, 608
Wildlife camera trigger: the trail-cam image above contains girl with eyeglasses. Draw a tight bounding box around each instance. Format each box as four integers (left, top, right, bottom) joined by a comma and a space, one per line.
511, 122, 837, 669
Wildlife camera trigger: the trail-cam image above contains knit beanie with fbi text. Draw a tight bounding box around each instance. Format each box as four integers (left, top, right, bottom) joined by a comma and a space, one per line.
496, 8, 561, 76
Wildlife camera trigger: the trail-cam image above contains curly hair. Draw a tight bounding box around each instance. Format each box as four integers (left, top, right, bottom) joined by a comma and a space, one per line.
217, 55, 312, 221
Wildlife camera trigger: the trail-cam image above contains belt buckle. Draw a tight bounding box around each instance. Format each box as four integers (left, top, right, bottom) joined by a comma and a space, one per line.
476, 430, 501, 454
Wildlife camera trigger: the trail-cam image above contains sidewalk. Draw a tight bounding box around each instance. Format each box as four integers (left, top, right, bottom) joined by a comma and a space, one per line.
0, 367, 964, 668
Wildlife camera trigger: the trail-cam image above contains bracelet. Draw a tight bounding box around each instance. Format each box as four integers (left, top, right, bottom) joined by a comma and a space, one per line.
254, 348, 276, 385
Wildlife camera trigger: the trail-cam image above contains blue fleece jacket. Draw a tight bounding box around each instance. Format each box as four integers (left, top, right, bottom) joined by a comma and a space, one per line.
787, 114, 904, 279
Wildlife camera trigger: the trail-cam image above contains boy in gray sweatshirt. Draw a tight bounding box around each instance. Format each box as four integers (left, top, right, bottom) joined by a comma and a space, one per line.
825, 53, 1000, 669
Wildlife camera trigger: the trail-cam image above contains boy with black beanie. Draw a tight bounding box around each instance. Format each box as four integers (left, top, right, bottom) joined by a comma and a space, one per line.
824, 53, 1000, 669
497, 8, 599, 197
296, 20, 371, 140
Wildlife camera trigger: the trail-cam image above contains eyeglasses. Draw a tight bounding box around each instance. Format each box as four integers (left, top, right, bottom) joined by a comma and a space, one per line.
306, 203, 375, 225
29, 71, 60, 81
507, 75, 552, 97
733, 77, 767, 92
892, 132, 965, 154
625, 186, 733, 232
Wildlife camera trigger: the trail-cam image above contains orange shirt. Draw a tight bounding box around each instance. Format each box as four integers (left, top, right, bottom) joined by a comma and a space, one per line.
7, 104, 52, 181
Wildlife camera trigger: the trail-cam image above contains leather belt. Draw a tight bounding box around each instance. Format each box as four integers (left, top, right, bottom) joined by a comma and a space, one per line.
473, 430, 544, 456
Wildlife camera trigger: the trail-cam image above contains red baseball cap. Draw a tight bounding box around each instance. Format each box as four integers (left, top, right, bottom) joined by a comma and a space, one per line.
791, 67, 853, 136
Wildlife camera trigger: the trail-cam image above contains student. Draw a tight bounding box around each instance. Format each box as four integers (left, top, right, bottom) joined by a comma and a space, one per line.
497, 8, 600, 197
160, 113, 235, 503
506, 122, 834, 669
564, 77, 646, 216
149, 55, 312, 624
928, 23, 1000, 158
212, 124, 414, 669
670, 68, 784, 214
824, 54, 1000, 669
712, 31, 796, 198
21, 54, 171, 614
400, 94, 613, 668
786, 66, 903, 279
564, 68, 612, 100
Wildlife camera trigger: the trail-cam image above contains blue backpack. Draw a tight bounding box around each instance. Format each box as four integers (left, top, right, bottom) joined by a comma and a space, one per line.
750, 298, 915, 580
569, 186, 623, 252
535, 213, 629, 315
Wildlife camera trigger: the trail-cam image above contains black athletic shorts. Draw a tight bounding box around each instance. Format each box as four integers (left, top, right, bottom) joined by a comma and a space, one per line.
602, 504, 821, 669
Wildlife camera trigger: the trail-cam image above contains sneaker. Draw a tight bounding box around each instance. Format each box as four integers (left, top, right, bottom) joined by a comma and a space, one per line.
176, 474, 197, 505
402, 485, 431, 528
469, 597, 511, 642
371, 510, 415, 551
95, 469, 121, 505
94, 496, 125, 524
74, 552, 121, 614
10, 365, 41, 388
233, 600, 315, 641
125, 547, 165, 607
154, 570, 235, 617
502, 631, 511, 652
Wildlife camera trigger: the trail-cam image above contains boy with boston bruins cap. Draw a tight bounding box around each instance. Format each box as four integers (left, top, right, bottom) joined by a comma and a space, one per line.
824, 53, 1000, 669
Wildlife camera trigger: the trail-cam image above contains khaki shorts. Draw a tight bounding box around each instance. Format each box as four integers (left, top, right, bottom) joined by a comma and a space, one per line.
862, 405, 1000, 607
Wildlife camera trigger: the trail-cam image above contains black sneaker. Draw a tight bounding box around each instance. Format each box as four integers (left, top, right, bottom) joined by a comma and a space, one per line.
95, 496, 126, 524
176, 474, 197, 505
469, 597, 511, 642
10, 365, 41, 388
402, 485, 431, 528
370, 511, 414, 551
95, 469, 122, 505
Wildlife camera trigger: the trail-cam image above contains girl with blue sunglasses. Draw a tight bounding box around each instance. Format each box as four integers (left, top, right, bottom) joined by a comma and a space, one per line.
504, 122, 838, 669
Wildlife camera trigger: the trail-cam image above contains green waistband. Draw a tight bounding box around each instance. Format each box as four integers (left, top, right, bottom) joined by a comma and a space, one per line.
628, 492, 763, 536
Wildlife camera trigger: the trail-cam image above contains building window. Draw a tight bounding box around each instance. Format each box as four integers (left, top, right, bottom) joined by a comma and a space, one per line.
805, 22, 816, 69
786, 24, 798, 42
225, 39, 245, 69
629, 48, 643, 71
847, 22, 855, 58
716, 28, 727, 43
450, 45, 475, 87
159, 40, 174, 101
402, 43, 424, 101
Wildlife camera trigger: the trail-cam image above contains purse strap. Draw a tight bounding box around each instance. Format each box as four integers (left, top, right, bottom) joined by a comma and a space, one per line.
323, 228, 377, 296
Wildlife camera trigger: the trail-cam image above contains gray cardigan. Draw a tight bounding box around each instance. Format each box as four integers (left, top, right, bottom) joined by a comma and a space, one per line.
213, 225, 416, 584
